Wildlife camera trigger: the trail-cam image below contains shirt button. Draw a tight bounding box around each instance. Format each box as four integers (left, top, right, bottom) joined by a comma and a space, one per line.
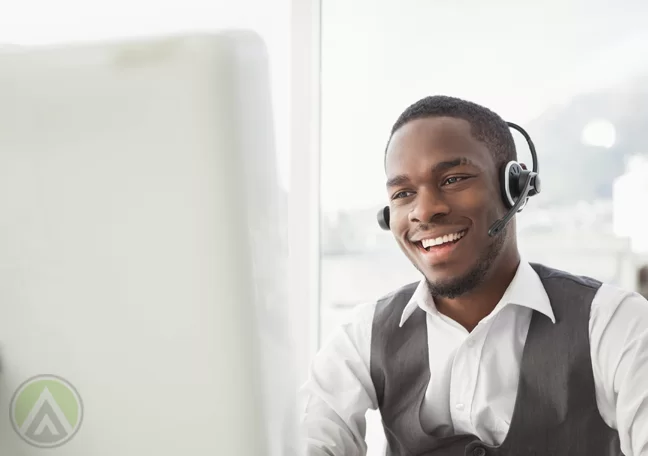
466, 339, 475, 348
473, 447, 486, 456
455, 403, 465, 411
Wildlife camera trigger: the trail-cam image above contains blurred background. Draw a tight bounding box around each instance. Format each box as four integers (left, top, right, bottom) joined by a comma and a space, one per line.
0, 0, 292, 188
3, 0, 648, 454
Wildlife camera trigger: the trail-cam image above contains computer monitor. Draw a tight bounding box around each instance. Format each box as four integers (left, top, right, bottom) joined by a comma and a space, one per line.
0, 32, 295, 455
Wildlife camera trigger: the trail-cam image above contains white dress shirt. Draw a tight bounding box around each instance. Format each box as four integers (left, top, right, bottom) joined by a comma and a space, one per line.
300, 260, 648, 456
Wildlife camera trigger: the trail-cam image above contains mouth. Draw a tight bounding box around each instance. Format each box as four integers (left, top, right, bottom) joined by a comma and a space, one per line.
412, 229, 468, 260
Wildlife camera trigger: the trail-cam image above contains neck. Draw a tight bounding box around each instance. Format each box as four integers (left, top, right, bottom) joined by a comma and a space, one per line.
434, 248, 520, 332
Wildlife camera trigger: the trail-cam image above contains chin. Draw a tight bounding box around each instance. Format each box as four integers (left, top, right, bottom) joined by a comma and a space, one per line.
422, 261, 472, 284
424, 263, 486, 299
417, 247, 475, 275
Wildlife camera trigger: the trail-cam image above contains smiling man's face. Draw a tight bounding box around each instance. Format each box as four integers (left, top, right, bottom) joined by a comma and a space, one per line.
385, 116, 510, 298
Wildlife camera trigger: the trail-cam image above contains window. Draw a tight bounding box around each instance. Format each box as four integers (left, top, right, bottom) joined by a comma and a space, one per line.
319, 0, 648, 453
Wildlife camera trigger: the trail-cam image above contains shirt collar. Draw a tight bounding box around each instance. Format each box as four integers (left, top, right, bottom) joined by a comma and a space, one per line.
399, 259, 556, 327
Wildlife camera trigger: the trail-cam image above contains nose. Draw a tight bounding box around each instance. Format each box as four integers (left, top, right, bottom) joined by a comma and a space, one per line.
408, 187, 450, 224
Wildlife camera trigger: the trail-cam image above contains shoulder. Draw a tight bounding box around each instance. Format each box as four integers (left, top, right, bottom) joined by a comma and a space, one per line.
587, 282, 648, 425
322, 282, 421, 350
530, 262, 602, 290
373, 281, 420, 325
530, 262, 648, 323
339, 281, 420, 331
590, 282, 648, 330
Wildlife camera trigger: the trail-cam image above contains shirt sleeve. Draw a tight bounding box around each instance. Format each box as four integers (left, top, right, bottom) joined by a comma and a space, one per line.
299, 301, 379, 456
590, 284, 648, 456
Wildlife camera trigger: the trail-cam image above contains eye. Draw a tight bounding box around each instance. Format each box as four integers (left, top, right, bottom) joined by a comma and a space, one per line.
392, 190, 415, 200
443, 176, 469, 186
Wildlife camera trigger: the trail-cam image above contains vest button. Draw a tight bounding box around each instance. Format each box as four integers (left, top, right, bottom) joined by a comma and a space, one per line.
473, 447, 486, 456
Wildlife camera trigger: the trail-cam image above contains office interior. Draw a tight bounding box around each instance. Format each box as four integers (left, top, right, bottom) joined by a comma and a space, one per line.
1, 0, 648, 454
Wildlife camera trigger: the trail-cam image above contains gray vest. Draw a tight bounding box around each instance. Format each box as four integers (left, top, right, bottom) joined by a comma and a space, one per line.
370, 263, 623, 456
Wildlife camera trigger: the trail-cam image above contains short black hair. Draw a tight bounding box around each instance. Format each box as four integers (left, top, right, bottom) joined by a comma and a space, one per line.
385, 95, 516, 169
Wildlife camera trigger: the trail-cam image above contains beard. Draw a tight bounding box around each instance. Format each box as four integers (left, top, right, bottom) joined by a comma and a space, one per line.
426, 224, 507, 299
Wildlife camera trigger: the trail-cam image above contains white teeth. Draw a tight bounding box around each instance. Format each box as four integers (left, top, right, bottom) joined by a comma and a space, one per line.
421, 230, 466, 249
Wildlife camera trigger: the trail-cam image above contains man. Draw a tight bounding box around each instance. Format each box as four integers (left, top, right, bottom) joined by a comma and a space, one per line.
300, 95, 648, 455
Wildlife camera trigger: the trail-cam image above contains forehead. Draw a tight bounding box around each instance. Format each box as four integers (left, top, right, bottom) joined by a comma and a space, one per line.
385, 116, 494, 174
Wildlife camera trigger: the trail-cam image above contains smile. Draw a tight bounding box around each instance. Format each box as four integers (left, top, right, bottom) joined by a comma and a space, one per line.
415, 229, 468, 251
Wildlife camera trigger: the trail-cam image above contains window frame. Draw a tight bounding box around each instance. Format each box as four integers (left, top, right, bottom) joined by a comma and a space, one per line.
289, 0, 322, 381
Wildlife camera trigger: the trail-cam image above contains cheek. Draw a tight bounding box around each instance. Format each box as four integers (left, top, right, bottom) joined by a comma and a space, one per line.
391, 223, 410, 246
464, 181, 505, 217
450, 191, 495, 217
388, 207, 413, 245
388, 204, 407, 229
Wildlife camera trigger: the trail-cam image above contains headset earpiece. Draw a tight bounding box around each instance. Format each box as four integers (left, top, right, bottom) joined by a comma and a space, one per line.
498, 160, 541, 221
377, 206, 390, 230
501, 161, 529, 211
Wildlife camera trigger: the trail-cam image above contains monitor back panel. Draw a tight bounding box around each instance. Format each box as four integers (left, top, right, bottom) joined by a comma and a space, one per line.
0, 33, 280, 455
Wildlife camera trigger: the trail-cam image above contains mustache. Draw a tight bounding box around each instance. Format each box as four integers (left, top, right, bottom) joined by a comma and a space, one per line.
409, 221, 457, 234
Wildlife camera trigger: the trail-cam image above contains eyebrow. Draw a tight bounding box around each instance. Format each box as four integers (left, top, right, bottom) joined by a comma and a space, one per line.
385, 157, 475, 188
433, 157, 474, 172
386, 174, 411, 188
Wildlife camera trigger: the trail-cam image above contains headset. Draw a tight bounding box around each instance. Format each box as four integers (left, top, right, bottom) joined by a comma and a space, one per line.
377, 121, 541, 237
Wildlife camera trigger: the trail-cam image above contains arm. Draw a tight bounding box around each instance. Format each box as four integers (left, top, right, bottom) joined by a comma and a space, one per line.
590, 285, 648, 456
299, 302, 379, 456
